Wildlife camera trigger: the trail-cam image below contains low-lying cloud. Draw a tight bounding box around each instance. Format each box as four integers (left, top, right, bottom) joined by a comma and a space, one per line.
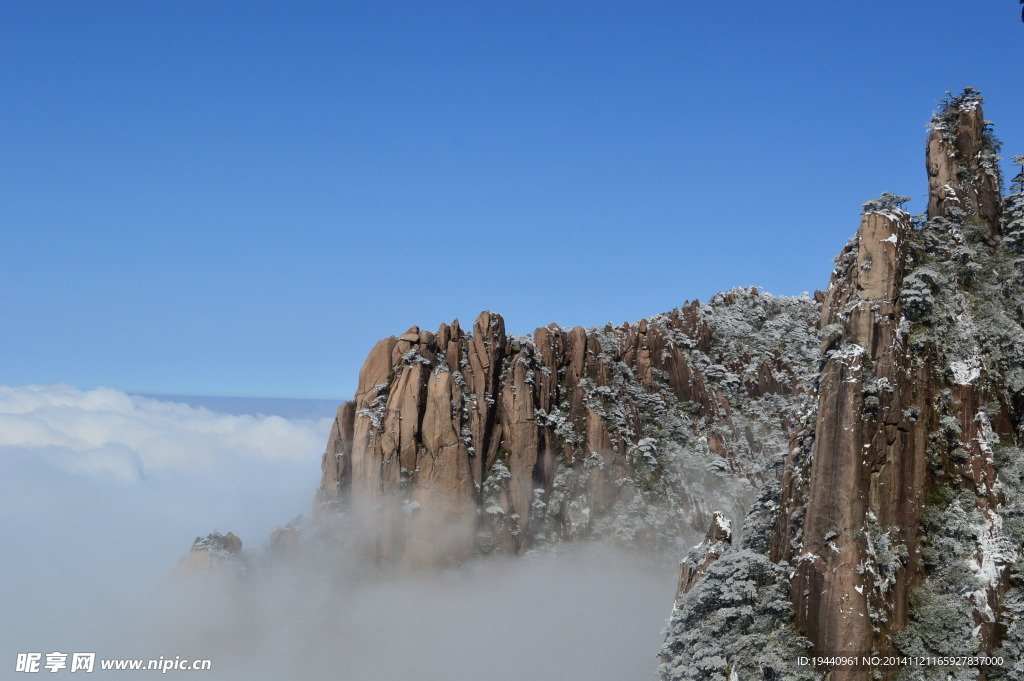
0, 385, 334, 666
0, 384, 677, 680
147, 544, 675, 681
0, 384, 331, 480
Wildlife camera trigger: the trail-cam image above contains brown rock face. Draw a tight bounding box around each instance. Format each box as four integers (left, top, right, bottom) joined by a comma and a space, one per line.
775, 208, 915, 671
314, 401, 355, 512
318, 292, 820, 568
222, 532, 242, 554
403, 367, 477, 569
269, 527, 299, 555
767, 90, 1017, 681
926, 90, 1002, 236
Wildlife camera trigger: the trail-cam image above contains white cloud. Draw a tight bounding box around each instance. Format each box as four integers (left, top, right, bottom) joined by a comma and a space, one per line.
0, 384, 333, 481
0, 387, 677, 680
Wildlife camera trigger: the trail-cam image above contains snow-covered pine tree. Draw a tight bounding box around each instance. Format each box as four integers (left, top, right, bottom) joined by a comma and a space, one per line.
1002, 156, 1024, 254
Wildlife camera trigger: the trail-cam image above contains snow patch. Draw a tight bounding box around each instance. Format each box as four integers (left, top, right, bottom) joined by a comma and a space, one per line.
833, 344, 866, 362
970, 510, 1016, 592
950, 358, 981, 385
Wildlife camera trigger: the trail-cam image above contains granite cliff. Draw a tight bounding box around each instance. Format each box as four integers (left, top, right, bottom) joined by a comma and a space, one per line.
660, 89, 1024, 681
313, 288, 821, 568
179, 89, 1024, 681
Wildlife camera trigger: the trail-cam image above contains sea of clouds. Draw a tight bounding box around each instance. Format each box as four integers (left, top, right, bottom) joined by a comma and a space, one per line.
0, 385, 332, 665
0, 384, 675, 680
0, 384, 331, 481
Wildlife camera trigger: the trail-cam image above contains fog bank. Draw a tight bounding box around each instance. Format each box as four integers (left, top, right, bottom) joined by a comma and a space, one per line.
0, 385, 677, 679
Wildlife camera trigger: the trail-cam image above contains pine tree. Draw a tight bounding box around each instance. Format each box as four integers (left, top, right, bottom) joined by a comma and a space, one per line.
1003, 156, 1024, 254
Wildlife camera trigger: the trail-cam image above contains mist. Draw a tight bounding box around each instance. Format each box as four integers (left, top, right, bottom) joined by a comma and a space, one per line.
148, 544, 675, 680
1, 385, 677, 679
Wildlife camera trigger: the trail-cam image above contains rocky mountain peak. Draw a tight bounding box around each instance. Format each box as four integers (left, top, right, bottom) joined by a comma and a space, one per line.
926, 88, 1003, 236
660, 88, 1024, 681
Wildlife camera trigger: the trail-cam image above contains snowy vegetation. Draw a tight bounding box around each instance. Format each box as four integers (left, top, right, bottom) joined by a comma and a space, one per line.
663, 93, 1024, 681
990, 443, 1024, 680
928, 88, 1003, 195
485, 288, 821, 559
889, 100, 1023, 678
659, 484, 815, 681
191, 531, 240, 560
862, 192, 911, 216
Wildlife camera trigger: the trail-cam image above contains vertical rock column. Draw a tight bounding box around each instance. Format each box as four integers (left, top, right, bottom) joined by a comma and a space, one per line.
499, 345, 540, 537
314, 401, 356, 513
465, 312, 506, 487
789, 208, 911, 679
403, 355, 477, 569
926, 93, 1002, 236
349, 337, 398, 561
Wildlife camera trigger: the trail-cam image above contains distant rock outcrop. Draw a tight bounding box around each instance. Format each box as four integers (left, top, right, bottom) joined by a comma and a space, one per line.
170, 531, 243, 578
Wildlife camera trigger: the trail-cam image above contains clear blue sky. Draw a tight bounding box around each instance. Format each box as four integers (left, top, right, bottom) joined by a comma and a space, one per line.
1, 1, 1022, 399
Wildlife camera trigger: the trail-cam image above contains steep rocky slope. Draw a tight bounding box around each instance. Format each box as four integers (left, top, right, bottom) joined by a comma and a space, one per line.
661, 89, 1024, 681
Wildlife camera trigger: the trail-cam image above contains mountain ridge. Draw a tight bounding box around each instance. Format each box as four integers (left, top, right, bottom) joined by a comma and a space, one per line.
178, 88, 1024, 681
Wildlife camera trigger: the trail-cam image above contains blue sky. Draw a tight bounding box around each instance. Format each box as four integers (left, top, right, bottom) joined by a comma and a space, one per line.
2, 1, 1022, 399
